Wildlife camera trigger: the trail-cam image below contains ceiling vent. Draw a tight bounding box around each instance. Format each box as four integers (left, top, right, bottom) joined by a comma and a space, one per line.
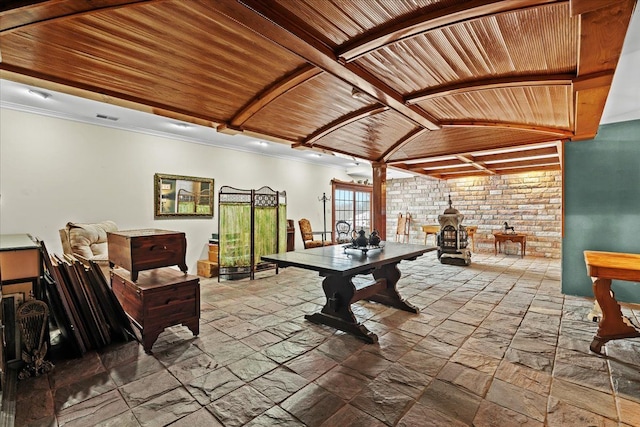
96, 113, 119, 121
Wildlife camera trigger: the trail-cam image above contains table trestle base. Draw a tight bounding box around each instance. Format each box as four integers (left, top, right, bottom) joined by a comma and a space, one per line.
589, 276, 640, 354
310, 263, 418, 343
305, 312, 378, 344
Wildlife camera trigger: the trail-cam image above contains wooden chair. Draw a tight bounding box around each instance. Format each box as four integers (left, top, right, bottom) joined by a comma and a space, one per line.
298, 218, 333, 249
395, 212, 411, 243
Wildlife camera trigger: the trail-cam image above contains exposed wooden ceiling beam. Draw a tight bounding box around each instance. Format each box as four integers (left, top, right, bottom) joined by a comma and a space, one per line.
337, 0, 561, 62
473, 146, 558, 162
572, 0, 635, 140
456, 155, 496, 174
440, 121, 574, 137
218, 0, 440, 131
569, 0, 622, 16
379, 128, 429, 162
0, 0, 151, 33
487, 157, 560, 169
227, 65, 322, 128
390, 141, 561, 172
406, 74, 574, 104
492, 164, 561, 174
572, 70, 615, 92
420, 162, 561, 179
426, 169, 495, 179
404, 158, 460, 170
556, 140, 565, 170
0, 66, 222, 126
295, 105, 389, 147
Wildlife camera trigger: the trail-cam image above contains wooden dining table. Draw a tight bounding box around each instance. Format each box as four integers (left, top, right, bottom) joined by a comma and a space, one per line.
584, 250, 640, 354
262, 242, 435, 343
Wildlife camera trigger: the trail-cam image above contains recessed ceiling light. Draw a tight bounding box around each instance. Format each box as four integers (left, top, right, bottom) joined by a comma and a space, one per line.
312, 153, 322, 158
173, 122, 190, 129
28, 89, 51, 99
258, 141, 268, 146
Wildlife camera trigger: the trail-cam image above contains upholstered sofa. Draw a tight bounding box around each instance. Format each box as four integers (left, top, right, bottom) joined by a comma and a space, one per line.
59, 220, 118, 276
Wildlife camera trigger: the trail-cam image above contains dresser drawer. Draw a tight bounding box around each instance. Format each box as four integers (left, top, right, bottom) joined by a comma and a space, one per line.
144, 283, 198, 319
129, 234, 185, 270
111, 272, 144, 326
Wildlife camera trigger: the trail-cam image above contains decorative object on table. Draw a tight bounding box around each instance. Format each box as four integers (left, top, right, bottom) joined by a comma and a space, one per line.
437, 195, 471, 266
218, 186, 287, 280
369, 230, 381, 246
395, 212, 411, 243
343, 229, 384, 254
354, 229, 369, 247
17, 299, 54, 379
154, 173, 214, 218
503, 222, 515, 233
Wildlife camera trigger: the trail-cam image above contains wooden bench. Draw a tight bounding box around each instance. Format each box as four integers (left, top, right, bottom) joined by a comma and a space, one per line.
584, 250, 640, 354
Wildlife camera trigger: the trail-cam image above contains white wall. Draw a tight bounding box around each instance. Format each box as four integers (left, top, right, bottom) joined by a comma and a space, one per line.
0, 108, 352, 271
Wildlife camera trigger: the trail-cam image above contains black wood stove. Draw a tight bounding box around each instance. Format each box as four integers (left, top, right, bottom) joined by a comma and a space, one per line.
437, 195, 471, 266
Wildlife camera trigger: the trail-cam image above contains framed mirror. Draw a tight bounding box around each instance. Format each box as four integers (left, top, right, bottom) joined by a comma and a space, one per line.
154, 173, 214, 218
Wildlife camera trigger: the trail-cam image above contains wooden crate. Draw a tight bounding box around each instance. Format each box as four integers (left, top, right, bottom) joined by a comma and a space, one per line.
197, 259, 219, 278
208, 243, 219, 262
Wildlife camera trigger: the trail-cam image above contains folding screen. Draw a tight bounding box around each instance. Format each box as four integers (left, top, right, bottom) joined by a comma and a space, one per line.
218, 186, 287, 280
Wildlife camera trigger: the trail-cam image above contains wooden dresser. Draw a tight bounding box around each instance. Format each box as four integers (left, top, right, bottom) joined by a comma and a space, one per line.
0, 235, 41, 366
111, 267, 199, 353
107, 229, 188, 281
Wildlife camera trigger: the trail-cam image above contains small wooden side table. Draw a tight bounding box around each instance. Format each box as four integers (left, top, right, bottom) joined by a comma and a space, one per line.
493, 232, 527, 258
422, 225, 440, 246
584, 250, 640, 354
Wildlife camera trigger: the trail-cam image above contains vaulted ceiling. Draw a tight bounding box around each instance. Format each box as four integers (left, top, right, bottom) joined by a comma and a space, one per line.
1, 0, 636, 179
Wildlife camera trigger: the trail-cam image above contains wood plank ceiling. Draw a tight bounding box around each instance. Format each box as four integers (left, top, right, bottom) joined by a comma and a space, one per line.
1, 0, 636, 179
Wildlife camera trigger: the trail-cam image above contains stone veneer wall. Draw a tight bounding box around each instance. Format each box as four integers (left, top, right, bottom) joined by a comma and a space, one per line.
386, 171, 562, 258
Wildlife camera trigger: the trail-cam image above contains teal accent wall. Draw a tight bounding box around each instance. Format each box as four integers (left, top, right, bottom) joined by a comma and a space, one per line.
562, 119, 640, 303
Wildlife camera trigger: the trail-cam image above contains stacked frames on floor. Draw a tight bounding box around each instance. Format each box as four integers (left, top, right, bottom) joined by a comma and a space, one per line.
38, 240, 133, 357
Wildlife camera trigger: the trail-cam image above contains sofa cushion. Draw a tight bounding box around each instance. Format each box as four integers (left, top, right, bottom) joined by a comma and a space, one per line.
67, 220, 118, 260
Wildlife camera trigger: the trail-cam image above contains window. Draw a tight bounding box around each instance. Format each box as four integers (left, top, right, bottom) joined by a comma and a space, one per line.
331, 180, 372, 241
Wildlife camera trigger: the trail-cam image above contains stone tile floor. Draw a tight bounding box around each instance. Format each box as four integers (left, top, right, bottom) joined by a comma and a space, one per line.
16, 253, 640, 426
